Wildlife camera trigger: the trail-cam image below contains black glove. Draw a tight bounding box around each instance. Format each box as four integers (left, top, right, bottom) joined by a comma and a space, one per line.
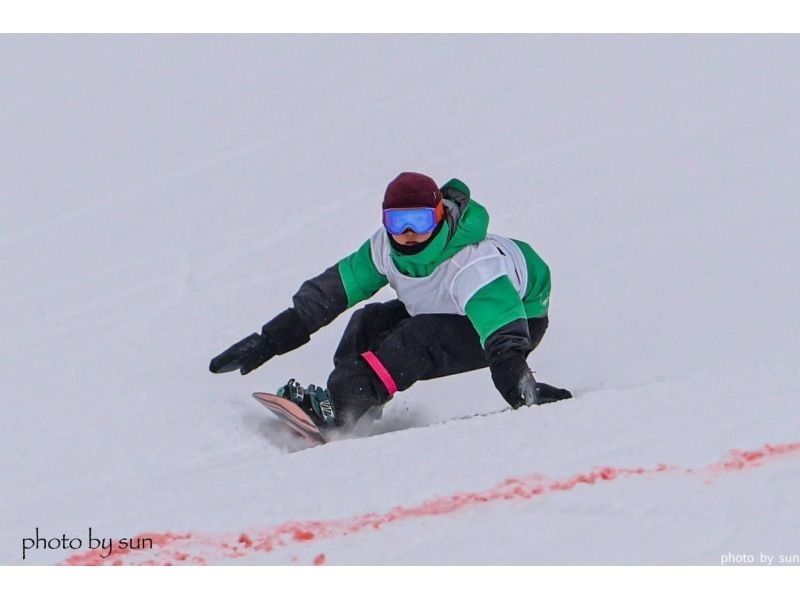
209, 333, 274, 375
491, 355, 539, 409
534, 382, 573, 404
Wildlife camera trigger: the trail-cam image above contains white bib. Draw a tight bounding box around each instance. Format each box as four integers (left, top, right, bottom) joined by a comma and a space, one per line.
368, 229, 528, 316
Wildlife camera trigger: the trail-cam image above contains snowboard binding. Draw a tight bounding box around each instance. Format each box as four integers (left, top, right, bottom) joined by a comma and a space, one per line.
276, 378, 339, 429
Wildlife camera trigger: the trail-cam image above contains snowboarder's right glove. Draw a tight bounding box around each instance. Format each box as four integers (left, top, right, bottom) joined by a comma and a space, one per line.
209, 333, 274, 375
210, 308, 313, 375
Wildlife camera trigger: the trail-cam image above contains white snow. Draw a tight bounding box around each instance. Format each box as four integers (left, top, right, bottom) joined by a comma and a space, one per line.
2, 35, 799, 565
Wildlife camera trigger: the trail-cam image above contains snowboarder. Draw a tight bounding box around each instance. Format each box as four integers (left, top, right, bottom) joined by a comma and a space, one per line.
210, 172, 570, 434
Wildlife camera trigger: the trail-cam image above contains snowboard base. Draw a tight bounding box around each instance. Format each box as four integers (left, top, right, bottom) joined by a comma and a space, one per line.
252, 392, 326, 446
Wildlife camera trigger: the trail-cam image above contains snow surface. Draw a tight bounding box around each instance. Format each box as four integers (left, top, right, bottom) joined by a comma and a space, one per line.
2, 35, 799, 565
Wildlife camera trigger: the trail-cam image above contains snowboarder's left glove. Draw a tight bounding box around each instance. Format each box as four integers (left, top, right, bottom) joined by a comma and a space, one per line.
209, 333, 274, 375
491, 355, 539, 408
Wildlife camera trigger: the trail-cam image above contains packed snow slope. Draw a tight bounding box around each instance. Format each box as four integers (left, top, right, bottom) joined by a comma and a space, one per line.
2, 35, 799, 565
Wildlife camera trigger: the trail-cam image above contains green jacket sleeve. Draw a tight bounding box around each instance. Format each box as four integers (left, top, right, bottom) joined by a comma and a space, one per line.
464, 275, 527, 347
337, 239, 389, 308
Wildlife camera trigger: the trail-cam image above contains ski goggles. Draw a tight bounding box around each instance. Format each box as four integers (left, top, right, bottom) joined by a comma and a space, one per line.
382, 202, 445, 235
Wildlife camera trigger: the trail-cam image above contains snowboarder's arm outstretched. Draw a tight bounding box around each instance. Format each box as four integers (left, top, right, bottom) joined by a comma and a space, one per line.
209, 243, 388, 375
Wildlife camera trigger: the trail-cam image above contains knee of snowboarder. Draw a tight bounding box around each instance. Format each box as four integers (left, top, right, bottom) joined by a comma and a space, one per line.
350, 302, 378, 323
353, 301, 408, 328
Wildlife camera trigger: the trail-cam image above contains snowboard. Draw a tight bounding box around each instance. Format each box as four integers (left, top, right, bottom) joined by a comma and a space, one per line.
252, 383, 573, 448
252, 392, 326, 446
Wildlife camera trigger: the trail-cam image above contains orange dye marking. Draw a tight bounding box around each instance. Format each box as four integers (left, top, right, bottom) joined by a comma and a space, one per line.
60, 442, 800, 566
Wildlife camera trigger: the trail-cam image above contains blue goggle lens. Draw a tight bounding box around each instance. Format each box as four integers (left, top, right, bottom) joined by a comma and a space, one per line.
383, 207, 439, 235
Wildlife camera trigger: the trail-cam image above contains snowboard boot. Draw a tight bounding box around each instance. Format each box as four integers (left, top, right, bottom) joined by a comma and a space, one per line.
276, 378, 339, 430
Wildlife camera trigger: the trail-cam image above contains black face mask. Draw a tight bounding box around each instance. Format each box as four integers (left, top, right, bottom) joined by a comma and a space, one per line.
387, 219, 445, 255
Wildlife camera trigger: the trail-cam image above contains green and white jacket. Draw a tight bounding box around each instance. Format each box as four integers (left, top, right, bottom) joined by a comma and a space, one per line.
338, 186, 550, 347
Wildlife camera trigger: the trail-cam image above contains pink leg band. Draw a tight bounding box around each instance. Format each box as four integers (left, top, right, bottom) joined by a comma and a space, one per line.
361, 351, 398, 397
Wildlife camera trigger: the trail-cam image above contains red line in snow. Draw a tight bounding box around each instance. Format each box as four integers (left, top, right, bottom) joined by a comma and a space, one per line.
61, 441, 800, 566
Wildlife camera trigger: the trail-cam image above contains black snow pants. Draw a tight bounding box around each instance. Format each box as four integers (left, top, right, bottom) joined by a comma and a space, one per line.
326, 300, 548, 428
